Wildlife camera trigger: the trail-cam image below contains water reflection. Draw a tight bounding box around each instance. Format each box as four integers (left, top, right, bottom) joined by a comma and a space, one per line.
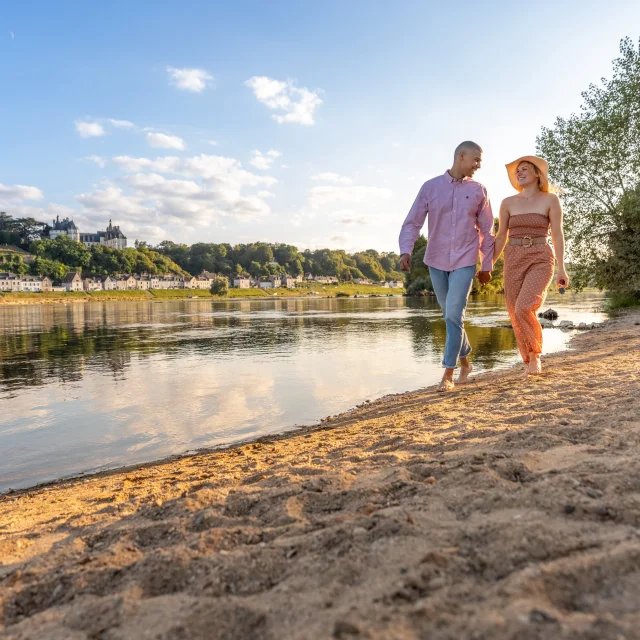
0, 292, 607, 491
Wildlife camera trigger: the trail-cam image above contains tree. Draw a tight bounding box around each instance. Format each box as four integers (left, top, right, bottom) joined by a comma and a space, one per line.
597, 184, 640, 300
210, 276, 229, 296
536, 37, 640, 292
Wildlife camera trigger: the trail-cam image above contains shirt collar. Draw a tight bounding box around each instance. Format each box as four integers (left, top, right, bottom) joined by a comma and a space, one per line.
445, 170, 468, 184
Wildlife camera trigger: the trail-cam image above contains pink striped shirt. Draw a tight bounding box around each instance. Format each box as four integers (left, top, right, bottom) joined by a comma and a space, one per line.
399, 171, 495, 272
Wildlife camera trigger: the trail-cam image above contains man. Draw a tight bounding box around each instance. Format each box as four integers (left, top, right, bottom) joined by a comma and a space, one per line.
399, 141, 495, 392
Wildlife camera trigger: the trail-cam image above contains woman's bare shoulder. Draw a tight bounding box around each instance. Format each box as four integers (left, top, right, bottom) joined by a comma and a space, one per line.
501, 194, 518, 209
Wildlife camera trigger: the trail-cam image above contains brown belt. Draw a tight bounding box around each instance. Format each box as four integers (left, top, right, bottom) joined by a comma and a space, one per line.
508, 236, 548, 247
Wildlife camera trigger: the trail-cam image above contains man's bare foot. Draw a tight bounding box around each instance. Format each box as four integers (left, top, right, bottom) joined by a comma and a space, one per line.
457, 363, 473, 385
437, 373, 455, 392
528, 354, 542, 375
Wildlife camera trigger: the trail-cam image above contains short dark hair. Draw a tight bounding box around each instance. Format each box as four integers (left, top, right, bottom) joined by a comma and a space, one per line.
454, 141, 483, 158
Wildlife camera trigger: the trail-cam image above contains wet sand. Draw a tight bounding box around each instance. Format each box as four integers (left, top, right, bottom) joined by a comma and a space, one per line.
1, 311, 639, 639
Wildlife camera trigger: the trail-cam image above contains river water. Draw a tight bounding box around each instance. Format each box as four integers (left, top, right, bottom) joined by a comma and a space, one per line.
0, 291, 607, 492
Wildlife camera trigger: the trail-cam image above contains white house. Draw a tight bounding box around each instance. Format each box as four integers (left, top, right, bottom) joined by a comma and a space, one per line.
232, 276, 251, 289
281, 275, 296, 289
268, 274, 282, 288
83, 277, 103, 292
388, 280, 405, 289
354, 277, 372, 285
258, 279, 274, 289
135, 276, 151, 290
116, 275, 136, 290
62, 272, 83, 292
103, 276, 118, 291
0, 273, 52, 292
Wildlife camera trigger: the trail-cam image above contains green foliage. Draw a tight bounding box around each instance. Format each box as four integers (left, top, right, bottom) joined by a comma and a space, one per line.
210, 276, 229, 296
154, 240, 402, 282
32, 257, 69, 280
0, 213, 46, 247
406, 276, 433, 296
596, 184, 640, 300
536, 37, 640, 292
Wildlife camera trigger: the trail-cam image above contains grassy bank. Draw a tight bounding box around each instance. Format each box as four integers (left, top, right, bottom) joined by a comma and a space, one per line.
0, 283, 404, 305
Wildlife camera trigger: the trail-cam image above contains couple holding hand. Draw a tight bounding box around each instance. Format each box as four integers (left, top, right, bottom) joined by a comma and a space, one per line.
399, 141, 567, 392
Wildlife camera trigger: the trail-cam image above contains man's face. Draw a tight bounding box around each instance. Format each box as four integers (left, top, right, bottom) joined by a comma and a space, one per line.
460, 150, 482, 178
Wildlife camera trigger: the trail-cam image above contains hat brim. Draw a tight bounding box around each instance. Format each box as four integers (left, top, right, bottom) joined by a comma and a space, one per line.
506, 156, 549, 193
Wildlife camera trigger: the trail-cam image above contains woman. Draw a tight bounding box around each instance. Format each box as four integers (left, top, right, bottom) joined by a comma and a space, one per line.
493, 155, 568, 377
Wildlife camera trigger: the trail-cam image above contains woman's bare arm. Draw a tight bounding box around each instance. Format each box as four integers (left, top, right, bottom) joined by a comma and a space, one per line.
548, 193, 568, 286
493, 198, 510, 264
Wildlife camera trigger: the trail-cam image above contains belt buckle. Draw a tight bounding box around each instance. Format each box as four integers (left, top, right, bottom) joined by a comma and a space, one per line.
522, 235, 533, 248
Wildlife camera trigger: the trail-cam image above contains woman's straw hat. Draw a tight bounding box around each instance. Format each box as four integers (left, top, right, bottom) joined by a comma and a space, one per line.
505, 155, 549, 193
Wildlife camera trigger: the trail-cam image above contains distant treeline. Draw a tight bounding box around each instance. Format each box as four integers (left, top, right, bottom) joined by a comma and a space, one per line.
0, 213, 405, 282
151, 240, 405, 281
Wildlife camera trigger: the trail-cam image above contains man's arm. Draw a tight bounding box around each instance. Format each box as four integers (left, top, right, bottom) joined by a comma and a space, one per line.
399, 183, 429, 259
477, 188, 495, 274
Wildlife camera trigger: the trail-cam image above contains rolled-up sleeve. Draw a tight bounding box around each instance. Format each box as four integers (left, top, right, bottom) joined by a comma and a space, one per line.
399, 183, 428, 256
477, 189, 495, 272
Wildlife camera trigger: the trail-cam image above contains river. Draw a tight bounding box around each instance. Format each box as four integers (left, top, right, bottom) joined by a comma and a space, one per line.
0, 291, 607, 492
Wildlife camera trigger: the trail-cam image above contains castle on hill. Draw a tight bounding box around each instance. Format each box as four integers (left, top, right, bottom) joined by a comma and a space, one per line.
45, 216, 127, 250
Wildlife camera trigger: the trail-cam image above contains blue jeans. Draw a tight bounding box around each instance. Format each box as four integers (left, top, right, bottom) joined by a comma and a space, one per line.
429, 265, 475, 369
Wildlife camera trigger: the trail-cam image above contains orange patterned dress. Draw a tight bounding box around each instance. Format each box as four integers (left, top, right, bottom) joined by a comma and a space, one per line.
504, 213, 555, 362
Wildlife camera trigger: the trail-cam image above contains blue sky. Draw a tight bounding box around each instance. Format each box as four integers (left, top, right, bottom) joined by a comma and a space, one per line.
1, 1, 637, 252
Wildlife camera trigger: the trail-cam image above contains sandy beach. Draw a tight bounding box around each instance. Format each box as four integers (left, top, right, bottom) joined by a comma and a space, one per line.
1, 311, 639, 639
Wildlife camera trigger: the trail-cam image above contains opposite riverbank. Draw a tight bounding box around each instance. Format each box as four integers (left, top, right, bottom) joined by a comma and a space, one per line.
1, 311, 639, 639
0, 284, 403, 305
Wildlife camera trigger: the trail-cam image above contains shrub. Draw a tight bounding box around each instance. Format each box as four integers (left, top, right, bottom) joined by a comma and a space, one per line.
406, 276, 433, 296
210, 276, 229, 296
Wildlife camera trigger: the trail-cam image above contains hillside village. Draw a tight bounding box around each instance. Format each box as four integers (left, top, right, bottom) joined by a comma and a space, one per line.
0, 215, 406, 294
0, 269, 404, 293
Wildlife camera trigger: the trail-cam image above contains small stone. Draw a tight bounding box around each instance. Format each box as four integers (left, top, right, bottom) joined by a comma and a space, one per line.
155, 499, 163, 507
353, 527, 368, 537
539, 309, 558, 320
564, 504, 576, 514
529, 608, 557, 623
333, 620, 360, 637
559, 420, 569, 426
286, 548, 298, 559
539, 318, 553, 328
399, 567, 408, 574
595, 506, 615, 519
51, 584, 64, 600
390, 524, 401, 534
424, 476, 437, 484
326, 416, 333, 422
559, 320, 573, 328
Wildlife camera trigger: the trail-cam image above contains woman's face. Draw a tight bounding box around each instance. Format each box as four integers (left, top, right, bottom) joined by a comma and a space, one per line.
516, 162, 540, 189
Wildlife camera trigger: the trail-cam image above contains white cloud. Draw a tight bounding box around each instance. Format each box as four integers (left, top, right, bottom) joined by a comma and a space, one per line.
308, 185, 393, 210
167, 66, 214, 93
249, 149, 282, 170
108, 118, 135, 129
245, 76, 323, 126
0, 184, 44, 201
312, 172, 353, 185
113, 155, 182, 173
86, 153, 278, 227
75, 121, 106, 138
330, 209, 372, 225
204, 140, 219, 146
75, 185, 151, 218
10, 31, 15, 40
146, 132, 186, 150
83, 155, 106, 168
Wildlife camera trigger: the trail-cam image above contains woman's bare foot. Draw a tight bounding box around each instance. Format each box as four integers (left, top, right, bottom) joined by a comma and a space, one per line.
528, 353, 542, 375
437, 371, 455, 392
457, 363, 473, 385
521, 364, 530, 379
